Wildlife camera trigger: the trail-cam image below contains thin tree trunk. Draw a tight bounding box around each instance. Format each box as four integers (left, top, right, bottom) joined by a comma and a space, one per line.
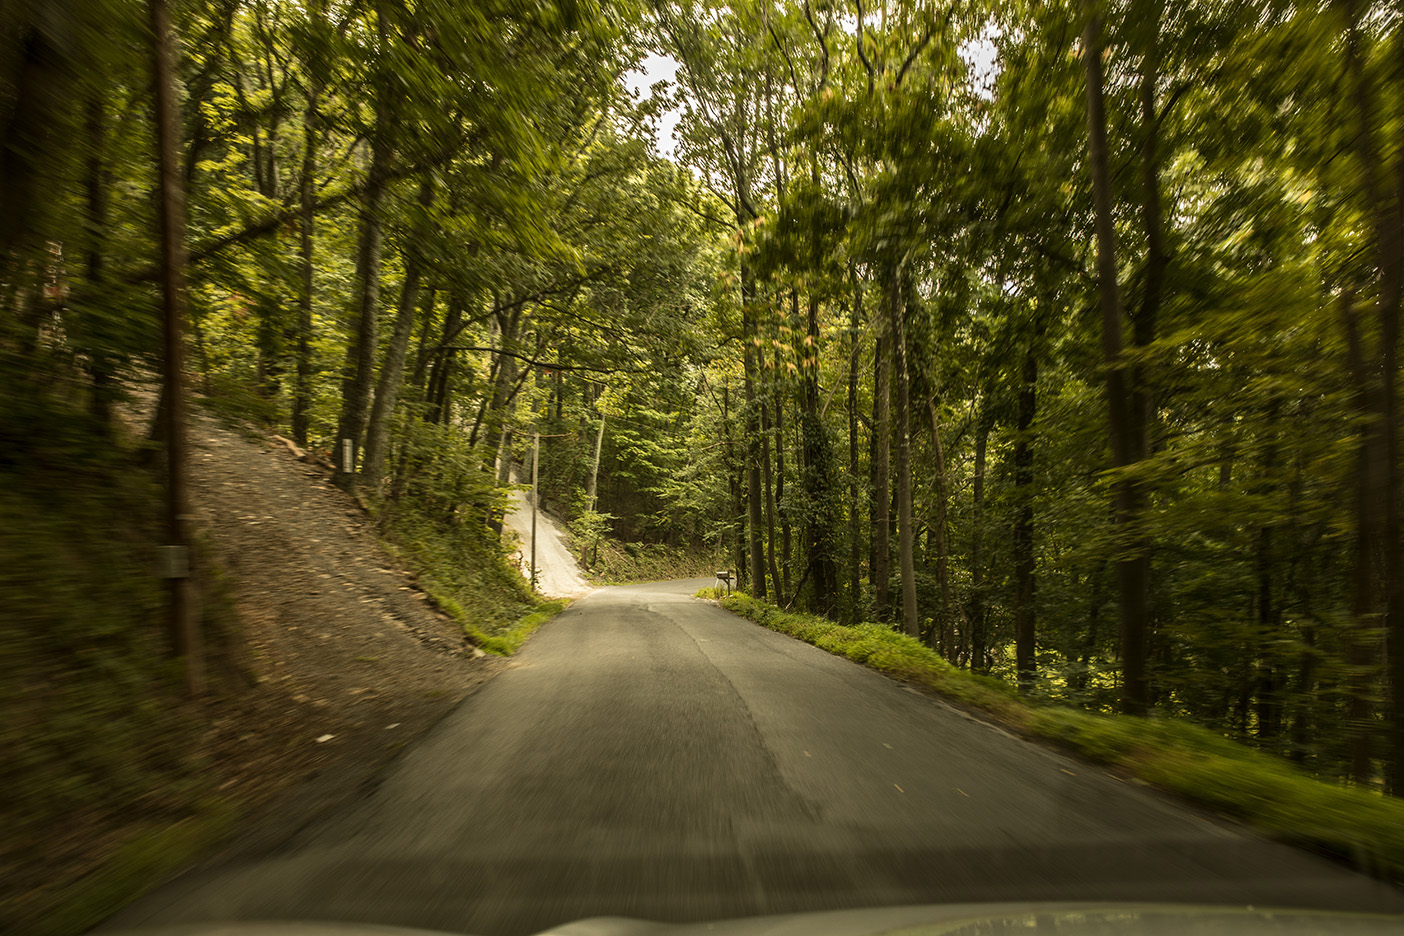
333, 130, 390, 489
1345, 0, 1404, 795
363, 181, 432, 489
847, 282, 862, 625
1013, 334, 1038, 689
428, 294, 464, 428
742, 260, 767, 601
291, 31, 320, 446
927, 401, 960, 658
971, 418, 989, 671
799, 289, 837, 618
889, 265, 918, 639
723, 382, 746, 588
871, 330, 891, 618
1084, 4, 1148, 715
776, 355, 791, 598
762, 400, 781, 598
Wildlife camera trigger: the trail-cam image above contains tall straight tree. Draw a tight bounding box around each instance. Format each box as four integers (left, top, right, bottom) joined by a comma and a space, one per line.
1082, 0, 1148, 715
656, 0, 770, 597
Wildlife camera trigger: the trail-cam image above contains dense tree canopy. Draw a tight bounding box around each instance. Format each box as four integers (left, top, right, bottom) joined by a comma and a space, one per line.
4, 0, 1404, 794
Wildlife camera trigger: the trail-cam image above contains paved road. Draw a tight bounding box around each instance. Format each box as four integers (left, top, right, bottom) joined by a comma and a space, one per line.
107, 579, 1404, 936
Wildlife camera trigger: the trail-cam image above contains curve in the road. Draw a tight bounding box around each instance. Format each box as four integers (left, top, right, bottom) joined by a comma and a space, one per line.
104, 578, 1404, 936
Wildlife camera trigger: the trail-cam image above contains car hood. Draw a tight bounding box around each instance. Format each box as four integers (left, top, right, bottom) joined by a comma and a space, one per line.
106, 903, 1404, 936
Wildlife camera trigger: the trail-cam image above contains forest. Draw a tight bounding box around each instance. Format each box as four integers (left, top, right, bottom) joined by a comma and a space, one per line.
3, 0, 1404, 819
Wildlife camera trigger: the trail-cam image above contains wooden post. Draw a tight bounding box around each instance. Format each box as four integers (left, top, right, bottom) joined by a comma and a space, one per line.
531, 429, 539, 590
150, 0, 200, 696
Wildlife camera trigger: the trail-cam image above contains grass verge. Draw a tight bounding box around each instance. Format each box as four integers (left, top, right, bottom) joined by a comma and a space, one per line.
375, 501, 568, 656
712, 591, 1404, 885
24, 806, 236, 936
578, 537, 721, 585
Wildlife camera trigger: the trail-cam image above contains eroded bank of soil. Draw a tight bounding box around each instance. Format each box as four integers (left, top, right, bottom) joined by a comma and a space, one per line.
185, 410, 502, 840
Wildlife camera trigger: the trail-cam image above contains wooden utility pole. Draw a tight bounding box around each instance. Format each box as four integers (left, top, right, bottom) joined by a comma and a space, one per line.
531, 429, 540, 591
150, 0, 200, 696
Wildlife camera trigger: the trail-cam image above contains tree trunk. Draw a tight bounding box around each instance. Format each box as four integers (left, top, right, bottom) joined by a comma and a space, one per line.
723, 382, 747, 589
971, 418, 989, 672
291, 29, 321, 446
742, 259, 767, 600
871, 330, 891, 619
889, 265, 918, 639
333, 129, 390, 489
363, 180, 432, 490
800, 290, 837, 618
928, 401, 958, 659
1013, 331, 1038, 689
762, 399, 781, 598
776, 348, 792, 599
428, 294, 465, 428
1084, 4, 1148, 716
847, 282, 863, 625
1344, 0, 1404, 795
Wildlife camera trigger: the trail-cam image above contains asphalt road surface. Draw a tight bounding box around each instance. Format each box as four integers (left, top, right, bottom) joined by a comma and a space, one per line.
106, 579, 1404, 936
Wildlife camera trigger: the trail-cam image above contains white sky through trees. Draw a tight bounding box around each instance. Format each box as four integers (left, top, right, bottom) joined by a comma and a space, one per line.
623, 31, 998, 161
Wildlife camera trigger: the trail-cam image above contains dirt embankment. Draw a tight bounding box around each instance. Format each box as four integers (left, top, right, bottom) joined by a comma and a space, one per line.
171, 409, 504, 856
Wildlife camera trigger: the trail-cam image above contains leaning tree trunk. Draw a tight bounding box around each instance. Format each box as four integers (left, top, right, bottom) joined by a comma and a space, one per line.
362, 185, 430, 490
333, 125, 390, 490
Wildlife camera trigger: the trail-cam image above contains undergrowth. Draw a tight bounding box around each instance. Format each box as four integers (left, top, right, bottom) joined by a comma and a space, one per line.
0, 392, 236, 935
713, 591, 1404, 886
375, 500, 567, 655
577, 535, 721, 585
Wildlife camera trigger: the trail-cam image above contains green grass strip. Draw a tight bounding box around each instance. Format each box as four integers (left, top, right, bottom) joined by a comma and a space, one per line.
17, 804, 236, 936
467, 599, 570, 656
712, 591, 1404, 885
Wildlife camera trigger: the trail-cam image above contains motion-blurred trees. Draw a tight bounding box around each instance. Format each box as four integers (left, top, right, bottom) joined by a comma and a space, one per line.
7, 0, 1404, 792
